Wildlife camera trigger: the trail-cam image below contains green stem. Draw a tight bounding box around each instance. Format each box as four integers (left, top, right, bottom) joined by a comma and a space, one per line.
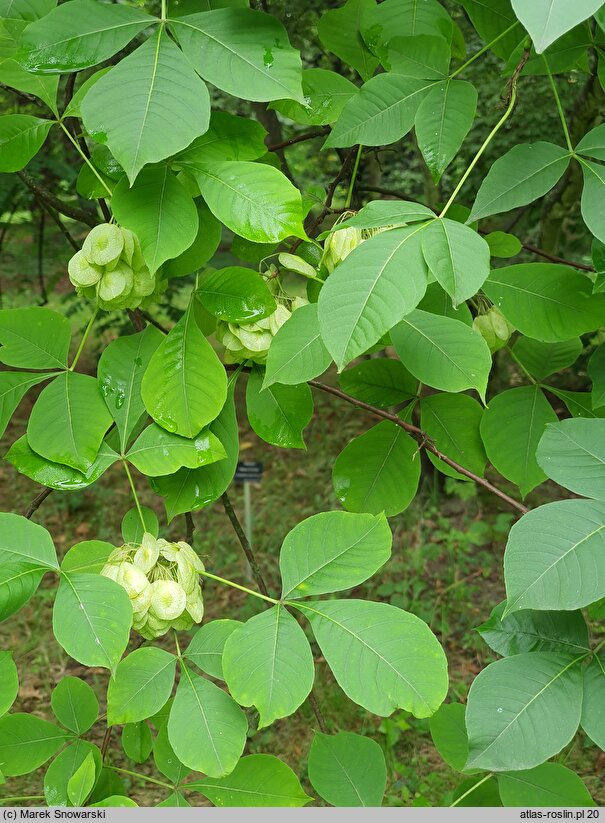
58, 121, 113, 198
69, 308, 98, 371
122, 460, 146, 531
0, 797, 45, 805
345, 145, 363, 209
105, 765, 173, 791
506, 345, 537, 385
199, 569, 279, 605
450, 22, 520, 79
161, 0, 167, 20
543, 56, 574, 153
450, 774, 493, 807
439, 85, 519, 218
174, 630, 182, 658
593, 637, 605, 655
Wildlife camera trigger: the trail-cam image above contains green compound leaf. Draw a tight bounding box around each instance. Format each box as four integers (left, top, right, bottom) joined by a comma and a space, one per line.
465, 652, 583, 771
421, 218, 490, 305
0, 564, 45, 623
81, 29, 210, 183
184, 619, 242, 680
468, 142, 570, 222
15, 0, 154, 73
44, 741, 100, 807
112, 166, 199, 275
173, 111, 267, 167
308, 731, 387, 807
391, 310, 491, 399
338, 358, 417, 408
332, 420, 420, 517
28, 372, 113, 474
537, 417, 605, 499
318, 224, 429, 370
197, 267, 276, 324
53, 572, 132, 673
580, 158, 605, 244
222, 606, 315, 728
0, 306, 70, 369
0, 371, 55, 439
188, 754, 311, 807
126, 423, 226, 477
97, 325, 163, 452
503, 499, 605, 614
270, 68, 357, 126
498, 763, 594, 807
61, 540, 114, 574
510, 0, 602, 54
67, 751, 97, 807
6, 437, 118, 491
0, 114, 54, 172
483, 263, 605, 342
382, 34, 450, 78
121, 722, 153, 764
280, 510, 392, 599
142, 302, 227, 438
51, 676, 99, 735
511, 336, 583, 379
420, 392, 486, 480
0, 59, 59, 113
108, 648, 177, 726
0, 713, 69, 776
170, 8, 303, 103
480, 386, 557, 497
264, 303, 332, 388
581, 656, 605, 749
0, 652, 18, 717
301, 599, 448, 718
317, 0, 379, 81
168, 664, 248, 778
192, 161, 306, 243
0, 511, 58, 570
328, 199, 434, 232
246, 367, 312, 449
163, 201, 222, 279
153, 723, 191, 785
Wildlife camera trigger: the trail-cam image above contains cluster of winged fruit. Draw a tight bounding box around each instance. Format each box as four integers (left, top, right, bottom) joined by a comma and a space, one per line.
101, 533, 204, 640
473, 306, 516, 353
321, 224, 365, 273
68, 223, 163, 311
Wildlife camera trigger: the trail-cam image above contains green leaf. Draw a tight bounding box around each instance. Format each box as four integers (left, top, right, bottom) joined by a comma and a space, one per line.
270, 68, 357, 126
5, 436, 118, 491
189, 754, 311, 807
280, 511, 392, 599
108, 648, 177, 726
0, 565, 45, 622
0, 0, 56, 23
415, 80, 477, 182
576, 123, 605, 161
61, 540, 114, 574
0, 714, 68, 776
246, 367, 312, 449
325, 74, 434, 148
328, 201, 435, 234
0, 114, 53, 172
466, 653, 583, 771
121, 507, 158, 545
168, 664, 247, 778
589, 342, 605, 409
81, 29, 210, 183
51, 677, 98, 735
173, 111, 267, 166
184, 619, 242, 680
126, 423, 226, 477
361, 0, 453, 46
318, 224, 429, 370
504, 499, 605, 614
264, 303, 331, 388
452, 775, 502, 806
579, 158, 605, 244
192, 161, 305, 243
142, 303, 227, 438
97, 326, 163, 453
581, 656, 605, 749
121, 722, 153, 764
170, 8, 303, 102
457, 0, 523, 59
316, 0, 379, 81
0, 371, 55, 438
418, 281, 473, 324
153, 724, 191, 784
151, 385, 238, 520
0, 306, 70, 369
484, 230, 522, 258
301, 599, 447, 717
67, 751, 97, 807
498, 763, 593, 807
339, 358, 417, 408
510, 0, 602, 53
333, 420, 420, 516
421, 218, 490, 305
480, 386, 556, 496
15, 0, 154, 73
511, 336, 583, 379
28, 371, 112, 473
44, 741, 100, 807
308, 731, 386, 807
222, 606, 315, 727
111, 167, 198, 274
0, 512, 58, 570
391, 310, 492, 399
197, 267, 276, 324
537, 418, 605, 499
546, 387, 605, 420
0, 652, 18, 717
163, 201, 222, 279
420, 393, 486, 480
381, 34, 450, 78
429, 703, 469, 772
477, 601, 590, 657
468, 142, 571, 222
90, 797, 138, 808
53, 572, 132, 672
0, 59, 58, 112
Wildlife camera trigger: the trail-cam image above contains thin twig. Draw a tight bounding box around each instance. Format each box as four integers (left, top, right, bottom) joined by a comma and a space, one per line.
18, 169, 97, 227
35, 195, 80, 251
23, 487, 53, 519
268, 127, 330, 152
0, 83, 41, 106
221, 491, 269, 597
185, 511, 195, 545
307, 690, 328, 734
